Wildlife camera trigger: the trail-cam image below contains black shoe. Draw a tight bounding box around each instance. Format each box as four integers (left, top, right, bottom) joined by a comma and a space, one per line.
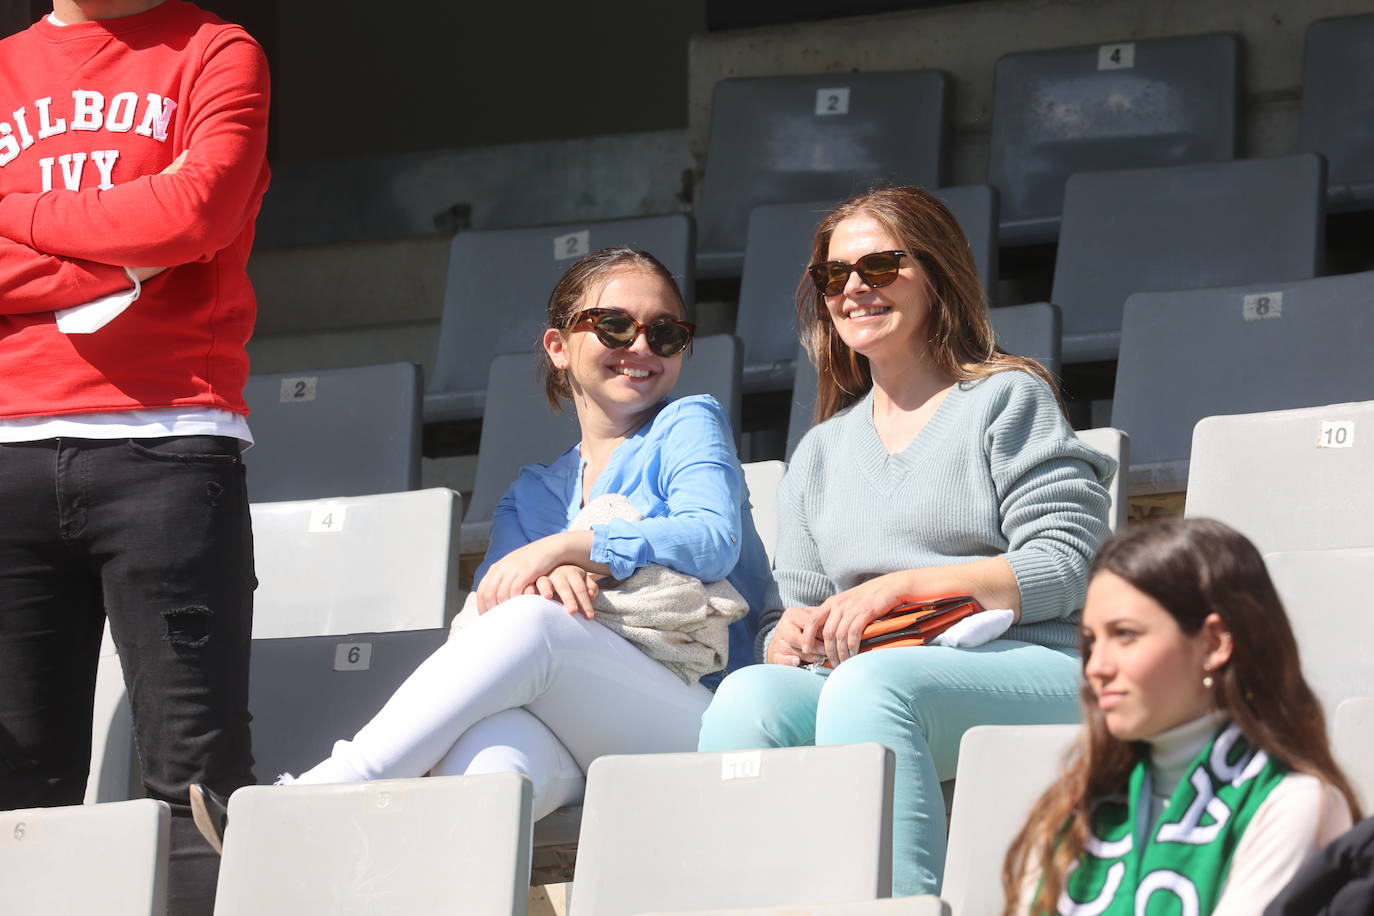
189, 783, 229, 855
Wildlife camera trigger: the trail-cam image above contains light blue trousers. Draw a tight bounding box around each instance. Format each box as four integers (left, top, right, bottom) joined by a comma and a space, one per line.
697, 640, 1082, 896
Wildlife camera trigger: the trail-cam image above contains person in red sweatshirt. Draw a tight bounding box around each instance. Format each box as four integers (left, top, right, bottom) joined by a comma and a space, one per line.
0, 1, 268, 912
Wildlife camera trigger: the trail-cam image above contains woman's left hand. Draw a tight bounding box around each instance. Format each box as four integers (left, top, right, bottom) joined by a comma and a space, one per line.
476, 533, 576, 612
807, 572, 913, 665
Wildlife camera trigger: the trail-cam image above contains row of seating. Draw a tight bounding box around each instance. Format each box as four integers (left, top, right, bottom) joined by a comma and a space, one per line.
21, 700, 1371, 914
695, 15, 1374, 272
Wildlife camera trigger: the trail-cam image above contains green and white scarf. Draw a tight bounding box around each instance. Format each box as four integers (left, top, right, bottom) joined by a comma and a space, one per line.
1055, 722, 1287, 916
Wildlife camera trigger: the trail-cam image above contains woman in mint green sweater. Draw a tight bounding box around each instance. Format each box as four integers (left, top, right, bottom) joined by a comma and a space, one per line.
698, 186, 1116, 897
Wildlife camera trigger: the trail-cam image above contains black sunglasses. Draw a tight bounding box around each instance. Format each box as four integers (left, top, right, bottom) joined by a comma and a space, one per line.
569, 308, 696, 358
807, 250, 909, 296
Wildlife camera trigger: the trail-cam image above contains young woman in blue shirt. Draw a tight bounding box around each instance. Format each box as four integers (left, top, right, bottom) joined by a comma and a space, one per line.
191, 248, 769, 848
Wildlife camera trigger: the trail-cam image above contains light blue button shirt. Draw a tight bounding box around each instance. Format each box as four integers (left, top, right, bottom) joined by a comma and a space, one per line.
473, 395, 771, 683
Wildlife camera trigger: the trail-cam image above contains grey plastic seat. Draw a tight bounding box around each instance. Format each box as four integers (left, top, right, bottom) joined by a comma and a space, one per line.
1298, 14, 1374, 212
1053, 154, 1324, 363
737, 186, 998, 393
243, 362, 421, 502
424, 214, 694, 422
251, 488, 463, 638
1075, 428, 1129, 533
785, 304, 1061, 458
645, 900, 950, 916
245, 627, 449, 785
989, 33, 1240, 245
461, 336, 744, 554
1333, 697, 1374, 811
570, 743, 895, 914
214, 774, 532, 916
697, 71, 949, 278
1, 799, 169, 916
941, 724, 1078, 916
1113, 271, 1374, 495
85, 647, 140, 804
1262, 549, 1374, 716
1186, 401, 1374, 556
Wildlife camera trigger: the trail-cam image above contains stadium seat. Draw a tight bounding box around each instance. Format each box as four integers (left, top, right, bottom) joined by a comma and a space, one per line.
245, 627, 449, 785
252, 488, 463, 638
1053, 154, 1324, 363
785, 304, 1062, 458
1262, 549, 1374, 715
1075, 427, 1129, 533
1113, 271, 1374, 494
1, 799, 169, 916
1186, 401, 1374, 556
1332, 697, 1374, 810
696, 71, 949, 278
570, 744, 895, 914
644, 900, 950, 915
941, 725, 1078, 916
424, 214, 695, 423
213, 774, 533, 916
243, 362, 422, 503
461, 336, 744, 555
736, 186, 998, 394
742, 460, 786, 566
1298, 14, 1374, 212
989, 33, 1240, 245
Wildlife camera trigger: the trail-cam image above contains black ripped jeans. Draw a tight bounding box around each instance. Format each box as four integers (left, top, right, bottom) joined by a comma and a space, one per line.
0, 436, 255, 916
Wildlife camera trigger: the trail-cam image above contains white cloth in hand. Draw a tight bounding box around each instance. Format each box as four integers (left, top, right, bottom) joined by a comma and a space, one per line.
56, 267, 141, 334
930, 608, 1015, 648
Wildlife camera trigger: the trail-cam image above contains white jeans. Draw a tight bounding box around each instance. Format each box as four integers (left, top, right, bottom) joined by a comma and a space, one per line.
294, 595, 713, 819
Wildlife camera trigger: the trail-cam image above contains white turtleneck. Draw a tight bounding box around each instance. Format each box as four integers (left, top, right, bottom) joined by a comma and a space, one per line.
1143, 710, 1227, 830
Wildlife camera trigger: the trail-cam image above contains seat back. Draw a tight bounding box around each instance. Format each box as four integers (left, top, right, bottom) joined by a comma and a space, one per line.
1298, 14, 1374, 211
1186, 401, 1374, 555
1113, 271, 1374, 494
84, 648, 140, 804
1, 799, 169, 916
989, 33, 1239, 244
1263, 549, 1374, 715
251, 489, 463, 638
697, 71, 948, 274
571, 744, 895, 914
425, 214, 694, 421
1075, 427, 1129, 533
243, 362, 422, 503
741, 460, 786, 566
941, 725, 1079, 916
246, 627, 450, 784
736, 187, 997, 393
214, 774, 532, 916
1053, 154, 1324, 363
1333, 697, 1374, 811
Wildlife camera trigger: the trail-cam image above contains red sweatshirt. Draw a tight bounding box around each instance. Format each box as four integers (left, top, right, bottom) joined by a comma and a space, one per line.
0, 0, 269, 418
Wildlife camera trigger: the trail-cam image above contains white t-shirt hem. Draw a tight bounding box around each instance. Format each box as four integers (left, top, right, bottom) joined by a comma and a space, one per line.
0, 407, 254, 446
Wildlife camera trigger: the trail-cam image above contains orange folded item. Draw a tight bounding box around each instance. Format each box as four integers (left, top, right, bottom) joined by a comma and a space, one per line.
822, 596, 984, 668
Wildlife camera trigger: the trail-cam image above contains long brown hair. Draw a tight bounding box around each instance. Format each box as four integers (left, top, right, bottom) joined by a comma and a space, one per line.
797, 186, 1059, 423
539, 247, 685, 410
1001, 518, 1362, 916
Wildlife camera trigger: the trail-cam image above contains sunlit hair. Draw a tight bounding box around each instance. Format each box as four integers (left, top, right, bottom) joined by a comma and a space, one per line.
539, 247, 685, 410
797, 186, 1060, 423
1001, 518, 1361, 916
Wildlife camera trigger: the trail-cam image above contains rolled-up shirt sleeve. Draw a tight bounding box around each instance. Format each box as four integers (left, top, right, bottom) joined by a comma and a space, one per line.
589, 397, 744, 582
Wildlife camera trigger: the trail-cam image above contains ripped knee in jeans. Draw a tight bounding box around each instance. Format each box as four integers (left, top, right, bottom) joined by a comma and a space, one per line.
162, 605, 213, 649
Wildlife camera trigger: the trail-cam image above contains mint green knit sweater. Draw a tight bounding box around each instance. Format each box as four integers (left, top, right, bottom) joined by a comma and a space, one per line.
762, 370, 1116, 654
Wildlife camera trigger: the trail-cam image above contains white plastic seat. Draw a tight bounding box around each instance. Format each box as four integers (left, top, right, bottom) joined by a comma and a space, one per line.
1075, 427, 1129, 533
213, 774, 532, 915
742, 460, 786, 566
941, 724, 1079, 916
1333, 697, 1374, 811
1186, 401, 1374, 556
644, 900, 950, 916
251, 488, 463, 638
571, 744, 895, 914
1, 799, 169, 916
1262, 548, 1374, 715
